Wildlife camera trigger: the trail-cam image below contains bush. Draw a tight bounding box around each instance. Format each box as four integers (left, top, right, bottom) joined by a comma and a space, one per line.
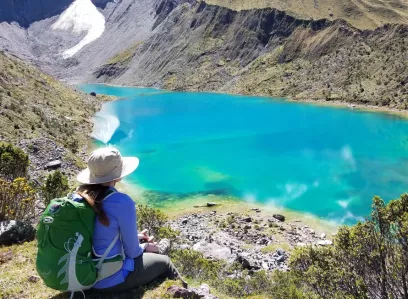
137, 204, 179, 240
42, 170, 69, 205
289, 194, 408, 299
0, 143, 29, 181
170, 249, 223, 282
0, 178, 35, 221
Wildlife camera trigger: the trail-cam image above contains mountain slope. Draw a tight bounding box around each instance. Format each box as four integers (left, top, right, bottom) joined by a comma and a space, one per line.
0, 51, 104, 154
0, 0, 114, 27
93, 2, 408, 109
205, 0, 408, 30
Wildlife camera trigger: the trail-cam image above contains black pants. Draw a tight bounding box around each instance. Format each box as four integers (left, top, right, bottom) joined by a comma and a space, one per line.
97, 253, 180, 293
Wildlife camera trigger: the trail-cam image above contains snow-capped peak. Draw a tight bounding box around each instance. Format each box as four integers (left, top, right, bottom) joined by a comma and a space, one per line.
52, 0, 105, 59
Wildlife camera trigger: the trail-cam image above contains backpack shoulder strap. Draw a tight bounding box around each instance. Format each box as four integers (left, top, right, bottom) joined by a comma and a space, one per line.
95, 233, 120, 271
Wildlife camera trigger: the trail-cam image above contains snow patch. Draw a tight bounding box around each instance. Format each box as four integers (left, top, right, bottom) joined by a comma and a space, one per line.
52, 0, 105, 58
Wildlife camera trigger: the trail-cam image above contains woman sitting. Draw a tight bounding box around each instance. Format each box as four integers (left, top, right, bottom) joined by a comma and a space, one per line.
74, 147, 186, 292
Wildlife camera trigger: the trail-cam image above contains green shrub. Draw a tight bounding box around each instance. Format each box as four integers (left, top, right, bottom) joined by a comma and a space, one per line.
42, 170, 69, 205
289, 194, 408, 299
137, 204, 167, 235
0, 178, 35, 221
170, 249, 223, 282
0, 143, 29, 181
137, 205, 179, 240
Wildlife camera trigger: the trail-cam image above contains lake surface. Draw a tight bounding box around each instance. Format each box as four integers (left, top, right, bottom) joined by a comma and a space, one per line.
80, 84, 408, 224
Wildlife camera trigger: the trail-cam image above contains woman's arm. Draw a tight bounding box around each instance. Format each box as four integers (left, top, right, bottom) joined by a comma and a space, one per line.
116, 195, 145, 258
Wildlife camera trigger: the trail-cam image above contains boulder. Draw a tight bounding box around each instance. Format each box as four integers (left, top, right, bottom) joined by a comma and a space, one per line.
192, 240, 233, 261
241, 217, 252, 223
317, 240, 333, 246
90, 92, 97, 96
0, 220, 36, 246
206, 202, 218, 207
276, 255, 285, 263
167, 284, 218, 299
273, 214, 285, 222
236, 254, 251, 269
167, 286, 200, 299
45, 159, 62, 170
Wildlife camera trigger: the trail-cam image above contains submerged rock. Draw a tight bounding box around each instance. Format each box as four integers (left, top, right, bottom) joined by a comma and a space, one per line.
0, 220, 36, 246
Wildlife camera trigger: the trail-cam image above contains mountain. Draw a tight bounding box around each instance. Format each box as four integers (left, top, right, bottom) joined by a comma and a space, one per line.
205, 0, 408, 30
0, 0, 406, 109
0, 0, 114, 27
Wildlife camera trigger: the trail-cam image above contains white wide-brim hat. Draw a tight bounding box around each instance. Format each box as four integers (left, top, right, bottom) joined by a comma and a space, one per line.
77, 147, 139, 185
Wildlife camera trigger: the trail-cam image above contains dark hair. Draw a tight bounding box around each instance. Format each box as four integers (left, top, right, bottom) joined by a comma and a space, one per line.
77, 184, 110, 226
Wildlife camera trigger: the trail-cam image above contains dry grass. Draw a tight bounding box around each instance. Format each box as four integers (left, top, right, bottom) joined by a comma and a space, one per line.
0, 51, 107, 153
204, 0, 408, 29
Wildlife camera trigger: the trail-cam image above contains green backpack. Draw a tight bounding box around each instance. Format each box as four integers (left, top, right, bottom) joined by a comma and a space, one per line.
36, 192, 120, 295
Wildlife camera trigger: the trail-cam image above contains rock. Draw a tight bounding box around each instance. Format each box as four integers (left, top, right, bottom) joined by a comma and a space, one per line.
206, 202, 218, 207
210, 211, 216, 216
276, 255, 285, 263
0, 250, 13, 263
276, 249, 285, 256
252, 208, 261, 213
244, 224, 252, 230
242, 217, 252, 223
45, 159, 62, 170
166, 284, 218, 299
0, 220, 36, 246
296, 242, 307, 247
181, 219, 188, 225
261, 262, 269, 270
273, 214, 285, 222
28, 275, 40, 283
193, 240, 234, 261
320, 233, 326, 239
166, 286, 201, 299
317, 240, 333, 246
90, 92, 97, 96
236, 255, 251, 269
258, 238, 268, 245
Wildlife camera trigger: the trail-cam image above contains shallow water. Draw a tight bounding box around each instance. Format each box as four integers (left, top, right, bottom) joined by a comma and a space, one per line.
80, 84, 408, 224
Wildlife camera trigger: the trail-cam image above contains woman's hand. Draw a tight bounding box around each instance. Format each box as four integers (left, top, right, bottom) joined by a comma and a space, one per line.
144, 243, 160, 253
138, 229, 149, 242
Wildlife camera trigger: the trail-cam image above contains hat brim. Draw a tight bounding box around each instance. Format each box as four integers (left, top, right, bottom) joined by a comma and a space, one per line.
76, 157, 139, 185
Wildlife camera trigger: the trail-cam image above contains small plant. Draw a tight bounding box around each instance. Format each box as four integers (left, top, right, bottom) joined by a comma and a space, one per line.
0, 143, 29, 181
42, 170, 69, 205
0, 178, 35, 221
137, 204, 168, 236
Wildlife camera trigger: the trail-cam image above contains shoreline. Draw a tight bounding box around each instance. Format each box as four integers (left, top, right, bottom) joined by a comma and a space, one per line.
286, 98, 408, 119
116, 180, 339, 235
82, 82, 408, 119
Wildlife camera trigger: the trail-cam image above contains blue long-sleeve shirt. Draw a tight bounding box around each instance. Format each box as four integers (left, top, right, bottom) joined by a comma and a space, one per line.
74, 187, 144, 289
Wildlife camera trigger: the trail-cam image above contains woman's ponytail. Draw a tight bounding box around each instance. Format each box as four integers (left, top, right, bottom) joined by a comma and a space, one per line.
77, 184, 110, 226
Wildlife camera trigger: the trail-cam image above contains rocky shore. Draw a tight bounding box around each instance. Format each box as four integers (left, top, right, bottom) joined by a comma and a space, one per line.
169, 206, 335, 273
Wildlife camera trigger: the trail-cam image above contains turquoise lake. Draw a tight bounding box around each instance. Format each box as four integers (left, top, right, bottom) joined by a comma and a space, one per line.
80, 84, 408, 224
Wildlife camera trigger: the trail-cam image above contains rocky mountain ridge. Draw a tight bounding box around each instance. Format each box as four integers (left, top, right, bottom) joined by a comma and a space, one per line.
95, 2, 408, 109
0, 0, 406, 109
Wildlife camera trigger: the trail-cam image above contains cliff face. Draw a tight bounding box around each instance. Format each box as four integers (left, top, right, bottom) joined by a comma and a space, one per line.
94, 2, 408, 109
